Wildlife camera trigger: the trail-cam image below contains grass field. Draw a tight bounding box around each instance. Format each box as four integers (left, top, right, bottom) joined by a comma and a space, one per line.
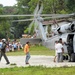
1, 45, 75, 75
0, 66, 75, 75
6, 45, 55, 56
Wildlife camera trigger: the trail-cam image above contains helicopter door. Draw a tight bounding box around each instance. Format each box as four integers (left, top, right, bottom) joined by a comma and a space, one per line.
67, 34, 74, 53
71, 34, 75, 62
73, 34, 75, 53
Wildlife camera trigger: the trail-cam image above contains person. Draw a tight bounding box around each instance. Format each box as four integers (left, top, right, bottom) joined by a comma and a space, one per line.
24, 41, 30, 64
56, 39, 64, 62
13, 42, 17, 51
0, 39, 10, 65
54, 41, 58, 62
66, 39, 73, 62
59, 38, 64, 45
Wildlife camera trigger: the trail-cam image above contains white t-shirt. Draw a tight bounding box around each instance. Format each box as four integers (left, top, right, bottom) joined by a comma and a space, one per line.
55, 43, 63, 53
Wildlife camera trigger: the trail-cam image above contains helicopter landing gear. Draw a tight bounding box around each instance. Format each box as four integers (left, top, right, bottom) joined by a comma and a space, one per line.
63, 55, 68, 60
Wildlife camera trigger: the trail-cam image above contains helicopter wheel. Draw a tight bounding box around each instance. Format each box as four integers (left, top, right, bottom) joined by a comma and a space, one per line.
63, 55, 65, 60
63, 55, 68, 60
65, 55, 68, 60
71, 53, 75, 62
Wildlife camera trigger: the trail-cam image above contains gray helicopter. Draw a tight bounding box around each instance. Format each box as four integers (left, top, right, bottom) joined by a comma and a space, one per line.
41, 13, 75, 62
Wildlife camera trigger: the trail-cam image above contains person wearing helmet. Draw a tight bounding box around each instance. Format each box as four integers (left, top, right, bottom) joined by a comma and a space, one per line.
0, 39, 10, 65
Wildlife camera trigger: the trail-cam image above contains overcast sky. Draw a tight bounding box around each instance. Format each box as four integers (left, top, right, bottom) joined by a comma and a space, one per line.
0, 0, 17, 6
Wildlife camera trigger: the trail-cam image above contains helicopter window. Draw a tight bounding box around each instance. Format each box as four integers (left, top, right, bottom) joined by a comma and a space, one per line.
57, 28, 60, 31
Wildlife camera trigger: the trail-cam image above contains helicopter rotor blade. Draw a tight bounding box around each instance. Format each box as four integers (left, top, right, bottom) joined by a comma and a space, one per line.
34, 3, 39, 15
12, 18, 34, 22
42, 14, 74, 19
0, 13, 74, 18
0, 15, 34, 17
41, 13, 75, 17
38, 3, 43, 15
28, 20, 35, 33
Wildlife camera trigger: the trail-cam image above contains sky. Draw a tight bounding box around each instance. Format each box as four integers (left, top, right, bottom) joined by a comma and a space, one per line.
0, 0, 17, 6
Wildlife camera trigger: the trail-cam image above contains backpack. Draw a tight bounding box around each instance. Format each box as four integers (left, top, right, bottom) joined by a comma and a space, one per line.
1, 43, 6, 50
0, 43, 2, 49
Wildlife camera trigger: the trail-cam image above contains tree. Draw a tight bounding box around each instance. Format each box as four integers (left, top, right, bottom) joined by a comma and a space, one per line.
0, 19, 10, 39
12, 0, 32, 38
0, 5, 11, 39
28, 0, 67, 14
67, 0, 75, 13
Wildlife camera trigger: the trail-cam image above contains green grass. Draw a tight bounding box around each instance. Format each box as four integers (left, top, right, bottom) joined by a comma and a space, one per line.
0, 66, 75, 75
1, 45, 75, 75
6, 45, 55, 56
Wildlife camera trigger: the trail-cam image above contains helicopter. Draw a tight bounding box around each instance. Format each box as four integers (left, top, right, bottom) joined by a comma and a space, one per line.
0, 3, 75, 62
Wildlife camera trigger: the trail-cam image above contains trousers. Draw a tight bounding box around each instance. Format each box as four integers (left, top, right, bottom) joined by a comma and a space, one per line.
25, 52, 30, 63
0, 51, 10, 63
57, 53, 63, 62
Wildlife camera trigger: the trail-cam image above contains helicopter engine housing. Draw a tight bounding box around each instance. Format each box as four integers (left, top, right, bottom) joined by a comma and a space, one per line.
57, 22, 75, 34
